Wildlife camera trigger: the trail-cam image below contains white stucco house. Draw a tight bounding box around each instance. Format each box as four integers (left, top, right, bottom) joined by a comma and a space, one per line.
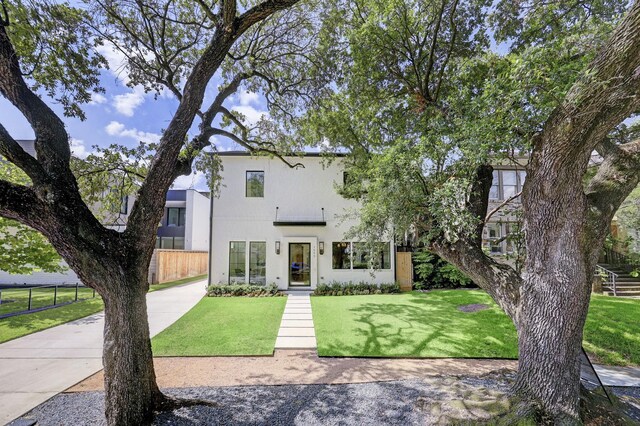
208, 152, 396, 290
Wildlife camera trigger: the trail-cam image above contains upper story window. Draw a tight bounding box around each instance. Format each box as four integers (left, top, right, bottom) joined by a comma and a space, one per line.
167, 207, 186, 226
490, 169, 526, 201
246, 171, 264, 197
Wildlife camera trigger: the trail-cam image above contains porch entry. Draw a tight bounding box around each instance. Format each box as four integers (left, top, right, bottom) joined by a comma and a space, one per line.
289, 243, 311, 286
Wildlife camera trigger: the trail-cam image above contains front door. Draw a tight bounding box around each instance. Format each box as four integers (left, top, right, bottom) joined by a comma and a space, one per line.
289, 243, 311, 286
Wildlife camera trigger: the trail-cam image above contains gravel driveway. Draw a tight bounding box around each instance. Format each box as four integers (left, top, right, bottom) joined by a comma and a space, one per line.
20, 374, 640, 425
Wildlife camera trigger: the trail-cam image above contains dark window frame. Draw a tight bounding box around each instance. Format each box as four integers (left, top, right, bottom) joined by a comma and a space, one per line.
167, 207, 186, 226
245, 170, 265, 198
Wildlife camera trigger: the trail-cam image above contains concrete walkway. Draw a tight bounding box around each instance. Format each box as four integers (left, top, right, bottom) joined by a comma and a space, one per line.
275, 293, 316, 349
0, 279, 206, 425
593, 364, 640, 387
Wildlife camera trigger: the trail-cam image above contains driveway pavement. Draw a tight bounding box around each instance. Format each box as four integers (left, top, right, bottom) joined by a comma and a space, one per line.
0, 279, 206, 425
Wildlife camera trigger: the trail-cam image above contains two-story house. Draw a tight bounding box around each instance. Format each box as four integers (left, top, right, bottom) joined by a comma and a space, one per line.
209, 152, 396, 290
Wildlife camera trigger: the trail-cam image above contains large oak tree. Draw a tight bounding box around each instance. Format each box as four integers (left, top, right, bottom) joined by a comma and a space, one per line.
0, 0, 304, 424
300, 0, 640, 423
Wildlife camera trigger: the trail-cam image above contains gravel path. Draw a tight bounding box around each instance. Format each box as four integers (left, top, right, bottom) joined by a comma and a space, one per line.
20, 374, 640, 425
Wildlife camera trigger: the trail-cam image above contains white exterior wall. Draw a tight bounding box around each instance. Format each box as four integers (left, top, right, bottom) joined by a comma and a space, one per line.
210, 155, 395, 289
185, 190, 210, 251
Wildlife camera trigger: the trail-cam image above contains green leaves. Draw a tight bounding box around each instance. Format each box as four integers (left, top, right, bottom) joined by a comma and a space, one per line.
5, 0, 106, 119
0, 160, 63, 273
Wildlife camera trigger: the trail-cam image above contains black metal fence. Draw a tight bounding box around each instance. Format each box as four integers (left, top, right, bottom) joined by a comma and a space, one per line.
0, 283, 97, 318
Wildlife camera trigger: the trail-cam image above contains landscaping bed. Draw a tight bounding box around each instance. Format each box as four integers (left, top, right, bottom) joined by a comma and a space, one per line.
151, 296, 287, 356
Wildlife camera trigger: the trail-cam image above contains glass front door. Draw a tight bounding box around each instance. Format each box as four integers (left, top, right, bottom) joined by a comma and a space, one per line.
289, 243, 311, 286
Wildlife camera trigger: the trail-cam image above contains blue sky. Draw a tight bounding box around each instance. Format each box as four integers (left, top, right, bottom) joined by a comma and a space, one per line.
0, 43, 270, 190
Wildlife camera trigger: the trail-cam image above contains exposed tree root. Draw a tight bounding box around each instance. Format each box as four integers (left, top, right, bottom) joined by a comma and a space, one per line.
152, 391, 218, 413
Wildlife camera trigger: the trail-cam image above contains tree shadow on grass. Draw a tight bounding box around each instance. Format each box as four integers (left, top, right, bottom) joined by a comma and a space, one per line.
316, 292, 518, 359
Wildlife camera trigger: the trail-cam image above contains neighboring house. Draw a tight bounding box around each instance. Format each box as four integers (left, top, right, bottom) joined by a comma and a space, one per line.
0, 141, 210, 286
156, 189, 211, 251
209, 152, 395, 290
482, 159, 527, 257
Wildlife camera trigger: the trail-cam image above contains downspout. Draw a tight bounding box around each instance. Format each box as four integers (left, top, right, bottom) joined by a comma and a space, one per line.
207, 192, 214, 289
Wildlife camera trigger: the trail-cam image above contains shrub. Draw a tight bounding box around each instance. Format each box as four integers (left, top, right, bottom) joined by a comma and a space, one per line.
313, 281, 400, 296
412, 250, 475, 290
206, 283, 283, 297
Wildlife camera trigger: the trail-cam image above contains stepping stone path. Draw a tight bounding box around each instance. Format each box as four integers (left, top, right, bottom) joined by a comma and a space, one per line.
275, 293, 317, 349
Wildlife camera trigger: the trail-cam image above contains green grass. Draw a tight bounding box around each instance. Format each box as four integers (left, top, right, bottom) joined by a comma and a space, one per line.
152, 296, 287, 356
0, 297, 104, 343
0, 286, 96, 316
312, 290, 519, 358
312, 290, 640, 366
584, 295, 640, 366
148, 274, 208, 292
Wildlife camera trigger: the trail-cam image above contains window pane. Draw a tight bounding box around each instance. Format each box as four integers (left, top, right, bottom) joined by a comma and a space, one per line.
161, 237, 174, 249
502, 171, 517, 186
155, 237, 160, 248
249, 242, 266, 285
246, 171, 264, 197
120, 195, 129, 215
490, 171, 500, 200
352, 243, 368, 269
179, 208, 186, 226
518, 171, 526, 189
503, 185, 517, 199
229, 241, 246, 283
168, 208, 179, 226
332, 242, 351, 269
174, 237, 185, 250
374, 242, 391, 269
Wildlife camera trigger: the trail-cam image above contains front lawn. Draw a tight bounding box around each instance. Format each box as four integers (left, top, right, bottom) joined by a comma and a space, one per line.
0, 297, 104, 344
312, 290, 640, 366
312, 290, 518, 359
152, 296, 287, 356
0, 286, 96, 316
584, 295, 640, 366
148, 274, 208, 292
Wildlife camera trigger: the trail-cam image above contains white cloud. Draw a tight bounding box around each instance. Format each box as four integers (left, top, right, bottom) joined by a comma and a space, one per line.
105, 121, 161, 144
89, 93, 107, 105
238, 91, 260, 106
172, 172, 207, 190
96, 43, 129, 85
232, 105, 268, 126
70, 138, 90, 159
113, 86, 146, 117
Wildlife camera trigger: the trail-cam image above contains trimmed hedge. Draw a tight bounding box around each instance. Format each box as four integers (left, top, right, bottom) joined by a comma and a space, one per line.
313, 281, 400, 296
206, 283, 284, 297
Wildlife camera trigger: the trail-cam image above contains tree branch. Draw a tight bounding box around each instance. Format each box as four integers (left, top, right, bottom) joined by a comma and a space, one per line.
0, 123, 48, 183
0, 24, 73, 181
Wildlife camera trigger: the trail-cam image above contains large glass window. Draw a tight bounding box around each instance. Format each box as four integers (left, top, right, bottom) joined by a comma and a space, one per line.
489, 170, 500, 200
173, 237, 185, 250
490, 170, 526, 201
229, 241, 246, 283
332, 242, 351, 269
167, 207, 186, 226
246, 171, 264, 197
484, 223, 520, 255
249, 242, 266, 285
332, 242, 391, 270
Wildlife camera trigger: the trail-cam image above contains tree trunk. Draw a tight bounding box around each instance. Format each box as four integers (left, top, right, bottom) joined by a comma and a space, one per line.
512, 261, 591, 424
102, 274, 161, 426
514, 155, 596, 424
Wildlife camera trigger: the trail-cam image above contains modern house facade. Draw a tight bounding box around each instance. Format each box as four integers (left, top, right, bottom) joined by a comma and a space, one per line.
156, 189, 211, 251
209, 152, 396, 290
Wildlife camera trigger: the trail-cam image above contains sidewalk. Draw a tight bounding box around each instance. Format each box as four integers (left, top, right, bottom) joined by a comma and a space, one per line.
0, 279, 205, 425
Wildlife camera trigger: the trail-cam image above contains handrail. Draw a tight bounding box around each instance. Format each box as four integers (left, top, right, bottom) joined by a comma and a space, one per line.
602, 247, 630, 266
596, 265, 618, 296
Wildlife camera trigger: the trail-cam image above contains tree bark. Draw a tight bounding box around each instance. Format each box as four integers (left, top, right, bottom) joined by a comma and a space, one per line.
101, 270, 160, 426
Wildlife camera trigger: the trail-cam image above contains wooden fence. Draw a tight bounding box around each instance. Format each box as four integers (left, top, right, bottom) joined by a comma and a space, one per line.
396, 251, 413, 291
148, 250, 208, 284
